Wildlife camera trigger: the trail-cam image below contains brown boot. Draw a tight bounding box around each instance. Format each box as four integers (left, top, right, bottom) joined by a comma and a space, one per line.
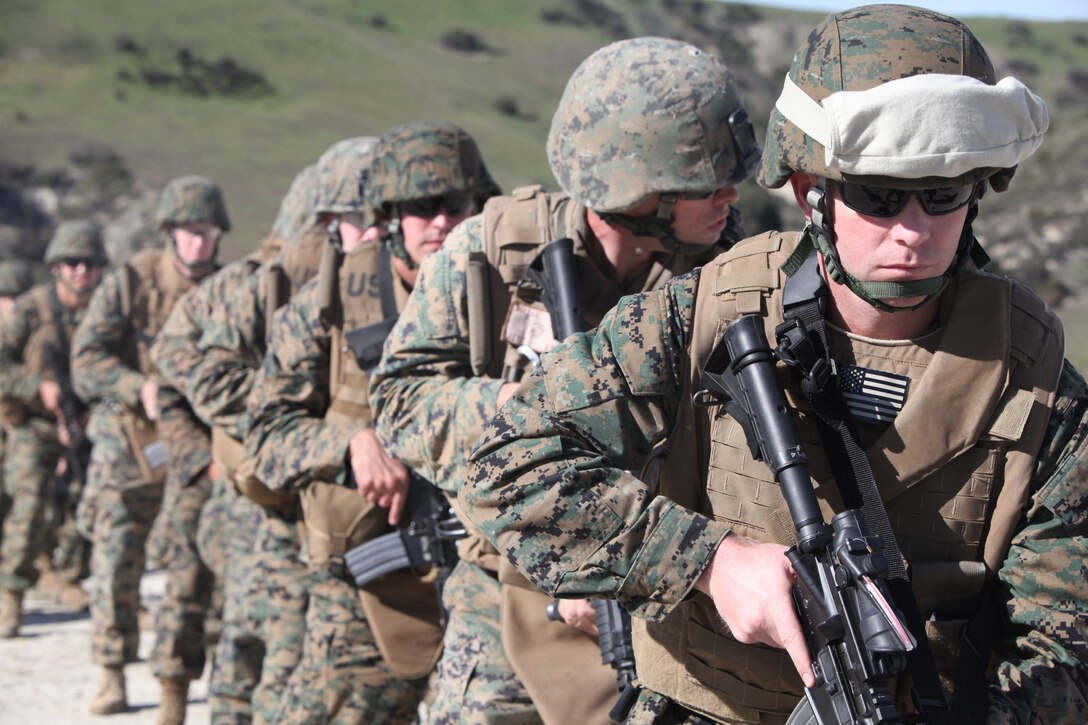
156, 677, 189, 725
89, 665, 127, 715
0, 589, 23, 638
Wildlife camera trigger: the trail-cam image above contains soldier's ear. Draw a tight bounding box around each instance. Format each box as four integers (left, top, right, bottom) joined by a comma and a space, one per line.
789, 174, 818, 220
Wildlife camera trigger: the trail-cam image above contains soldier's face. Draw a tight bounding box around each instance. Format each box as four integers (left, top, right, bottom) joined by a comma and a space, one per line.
827, 184, 967, 308
172, 223, 221, 264
398, 204, 473, 265
670, 185, 740, 247
54, 259, 102, 294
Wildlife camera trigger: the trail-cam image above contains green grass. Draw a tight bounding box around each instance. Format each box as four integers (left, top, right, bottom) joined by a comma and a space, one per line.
1, 0, 1085, 263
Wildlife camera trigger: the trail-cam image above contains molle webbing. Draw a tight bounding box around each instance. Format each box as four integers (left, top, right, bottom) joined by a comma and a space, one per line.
632, 232, 1065, 721
326, 241, 399, 426
475, 185, 578, 380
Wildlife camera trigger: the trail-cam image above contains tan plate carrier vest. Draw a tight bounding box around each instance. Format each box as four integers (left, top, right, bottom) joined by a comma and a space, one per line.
634, 232, 1065, 724
471, 186, 731, 722
211, 231, 334, 509
114, 248, 206, 485
0, 283, 72, 427
296, 238, 443, 680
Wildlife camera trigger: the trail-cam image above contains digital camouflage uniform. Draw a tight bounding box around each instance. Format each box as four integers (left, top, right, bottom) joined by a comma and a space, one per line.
189, 248, 320, 724
155, 161, 317, 725
247, 123, 499, 724
370, 39, 757, 725
187, 144, 377, 723
0, 222, 106, 632
245, 256, 429, 725
152, 245, 278, 721
464, 7, 1086, 725
466, 236, 1088, 725
0, 260, 49, 576
71, 176, 228, 717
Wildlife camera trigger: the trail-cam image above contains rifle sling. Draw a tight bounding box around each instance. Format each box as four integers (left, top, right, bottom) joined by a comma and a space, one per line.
778, 254, 960, 723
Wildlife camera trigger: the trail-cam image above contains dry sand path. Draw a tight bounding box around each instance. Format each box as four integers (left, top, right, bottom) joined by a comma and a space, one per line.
0, 570, 210, 724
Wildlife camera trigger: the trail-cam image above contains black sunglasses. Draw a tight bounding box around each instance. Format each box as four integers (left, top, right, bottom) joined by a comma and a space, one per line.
58, 257, 102, 268
833, 180, 978, 218
400, 193, 477, 219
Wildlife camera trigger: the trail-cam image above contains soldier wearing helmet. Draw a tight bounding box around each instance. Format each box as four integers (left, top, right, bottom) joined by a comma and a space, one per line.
369, 38, 761, 724
70, 176, 229, 717
0, 221, 107, 639
464, 6, 1086, 725
244, 121, 497, 723
150, 157, 329, 723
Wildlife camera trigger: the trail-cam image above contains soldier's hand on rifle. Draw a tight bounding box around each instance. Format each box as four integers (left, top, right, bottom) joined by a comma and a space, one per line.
140, 378, 159, 420
695, 533, 815, 688
557, 598, 599, 636
39, 379, 62, 416
348, 427, 409, 525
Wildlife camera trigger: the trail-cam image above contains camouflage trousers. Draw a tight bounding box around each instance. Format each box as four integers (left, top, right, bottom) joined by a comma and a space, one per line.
150, 468, 220, 681
274, 568, 428, 724
429, 559, 541, 724
85, 475, 164, 664
0, 421, 64, 592
248, 506, 310, 725
204, 480, 263, 724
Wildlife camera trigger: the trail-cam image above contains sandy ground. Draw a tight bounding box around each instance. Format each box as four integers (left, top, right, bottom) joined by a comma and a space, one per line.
0, 570, 210, 724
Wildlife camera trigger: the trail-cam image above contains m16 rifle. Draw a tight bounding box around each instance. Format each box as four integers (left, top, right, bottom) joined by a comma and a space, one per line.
344, 473, 464, 623
697, 314, 925, 724
528, 237, 638, 721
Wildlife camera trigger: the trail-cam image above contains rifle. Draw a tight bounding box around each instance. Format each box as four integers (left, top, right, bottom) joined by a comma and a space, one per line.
528, 238, 639, 721
696, 314, 917, 724
46, 290, 92, 512
344, 473, 465, 624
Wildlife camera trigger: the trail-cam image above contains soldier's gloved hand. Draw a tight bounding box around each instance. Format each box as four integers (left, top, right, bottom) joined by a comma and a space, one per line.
348, 427, 410, 525
140, 378, 159, 420
38, 379, 62, 415
695, 533, 815, 688
556, 598, 599, 637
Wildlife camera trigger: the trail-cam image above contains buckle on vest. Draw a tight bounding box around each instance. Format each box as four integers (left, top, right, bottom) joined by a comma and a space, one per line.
775, 318, 836, 394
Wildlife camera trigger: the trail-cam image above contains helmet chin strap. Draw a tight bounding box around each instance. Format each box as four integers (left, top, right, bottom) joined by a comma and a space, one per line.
787, 183, 984, 313
383, 208, 417, 271
596, 193, 745, 255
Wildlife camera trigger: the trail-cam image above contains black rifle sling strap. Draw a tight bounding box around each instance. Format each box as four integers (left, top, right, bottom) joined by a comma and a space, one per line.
377, 244, 397, 322
775, 250, 963, 724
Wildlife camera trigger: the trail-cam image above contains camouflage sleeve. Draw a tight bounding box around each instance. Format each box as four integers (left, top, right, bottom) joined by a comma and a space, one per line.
990, 361, 1088, 723
156, 385, 212, 486
369, 218, 506, 491
188, 268, 267, 440
465, 270, 731, 622
245, 278, 354, 492
0, 292, 43, 402
71, 266, 143, 407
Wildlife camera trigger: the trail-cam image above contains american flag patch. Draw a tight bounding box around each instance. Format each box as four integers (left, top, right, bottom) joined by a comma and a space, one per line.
839, 364, 910, 425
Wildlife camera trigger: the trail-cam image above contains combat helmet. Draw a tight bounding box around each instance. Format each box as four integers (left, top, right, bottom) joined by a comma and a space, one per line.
155, 175, 231, 231
760, 4, 1048, 310
547, 37, 760, 253
364, 121, 500, 268
313, 137, 380, 216
44, 220, 108, 266
271, 164, 319, 247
